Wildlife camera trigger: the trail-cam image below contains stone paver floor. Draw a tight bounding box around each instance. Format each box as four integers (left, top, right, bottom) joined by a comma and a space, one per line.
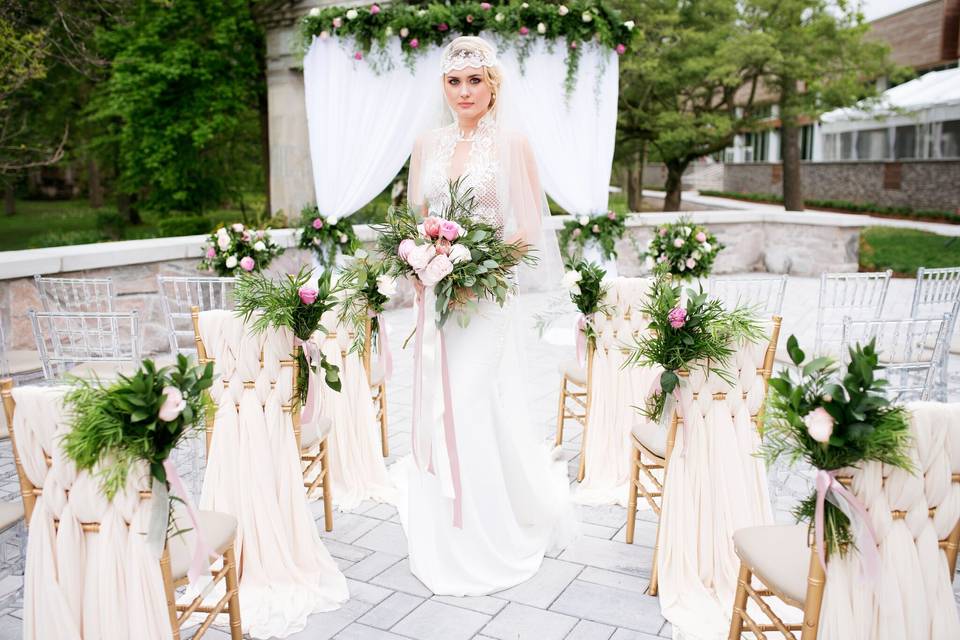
0, 275, 957, 639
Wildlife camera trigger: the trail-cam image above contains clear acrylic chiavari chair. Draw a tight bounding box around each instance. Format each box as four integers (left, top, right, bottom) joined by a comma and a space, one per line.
814, 271, 892, 357
708, 274, 788, 316
157, 275, 236, 356
909, 266, 960, 401
28, 310, 142, 380
33, 274, 115, 313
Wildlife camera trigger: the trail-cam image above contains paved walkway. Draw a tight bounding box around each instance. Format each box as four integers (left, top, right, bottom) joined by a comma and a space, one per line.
0, 275, 957, 639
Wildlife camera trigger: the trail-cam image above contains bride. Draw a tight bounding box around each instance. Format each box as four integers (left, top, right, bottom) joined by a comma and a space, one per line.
392, 36, 577, 597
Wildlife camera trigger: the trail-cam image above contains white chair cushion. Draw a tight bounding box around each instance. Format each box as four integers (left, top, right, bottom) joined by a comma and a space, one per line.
558, 358, 586, 386
0, 501, 23, 531
5, 350, 42, 376
631, 421, 667, 459
169, 509, 237, 581
300, 415, 332, 450
67, 355, 178, 380
733, 524, 810, 607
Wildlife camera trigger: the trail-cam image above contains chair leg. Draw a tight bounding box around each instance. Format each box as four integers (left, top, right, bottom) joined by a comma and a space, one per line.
160, 546, 181, 640
223, 544, 243, 640
321, 439, 333, 532
649, 534, 660, 597
727, 561, 751, 639
555, 378, 568, 447
625, 445, 640, 545
801, 550, 826, 640
378, 384, 389, 458
577, 409, 589, 482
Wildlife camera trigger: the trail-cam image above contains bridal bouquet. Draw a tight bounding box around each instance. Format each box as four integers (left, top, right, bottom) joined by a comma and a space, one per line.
199, 223, 283, 276
626, 274, 764, 422
760, 336, 912, 559
644, 217, 721, 278
375, 180, 537, 327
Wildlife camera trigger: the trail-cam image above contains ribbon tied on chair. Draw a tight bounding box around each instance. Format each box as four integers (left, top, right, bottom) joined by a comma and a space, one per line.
814, 469, 881, 581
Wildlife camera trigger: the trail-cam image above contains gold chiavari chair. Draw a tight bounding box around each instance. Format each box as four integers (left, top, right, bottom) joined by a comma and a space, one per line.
362, 317, 390, 458
554, 343, 594, 480
625, 316, 782, 597
191, 307, 334, 532
1, 378, 243, 640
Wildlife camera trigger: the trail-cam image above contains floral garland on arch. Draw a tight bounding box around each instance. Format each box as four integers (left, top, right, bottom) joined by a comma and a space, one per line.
759, 336, 912, 565
299, 1, 635, 96
643, 217, 722, 279
199, 223, 284, 277
298, 205, 361, 269
558, 210, 626, 263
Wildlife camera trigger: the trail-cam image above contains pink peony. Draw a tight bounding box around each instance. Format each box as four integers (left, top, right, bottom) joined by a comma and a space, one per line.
298, 286, 319, 305
205, 247, 216, 258
615, 43, 626, 55
804, 407, 834, 443
313, 218, 324, 229
480, 2, 492, 9
419, 254, 454, 286
158, 386, 186, 422
696, 231, 707, 243
607, 211, 616, 220
435, 238, 452, 255
239, 256, 255, 271
439, 220, 460, 241
592, 224, 601, 233
437, 22, 449, 32
686, 257, 697, 269
673, 237, 684, 248
572, 228, 582, 237
354, 51, 363, 60
398, 238, 416, 260
406, 243, 437, 270
370, 4, 380, 14
409, 38, 419, 48
332, 17, 343, 28
659, 227, 667, 237
242, 230, 251, 242
423, 216, 442, 239
668, 306, 687, 329
519, 26, 530, 35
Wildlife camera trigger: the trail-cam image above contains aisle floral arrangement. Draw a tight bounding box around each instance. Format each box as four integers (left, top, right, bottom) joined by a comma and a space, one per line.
298, 205, 361, 269
337, 249, 397, 355
561, 259, 611, 356
558, 211, 626, 263
199, 223, 283, 277
63, 355, 214, 499
644, 217, 722, 279
234, 267, 342, 398
626, 273, 763, 422
760, 336, 913, 560
375, 180, 536, 328
299, 1, 635, 95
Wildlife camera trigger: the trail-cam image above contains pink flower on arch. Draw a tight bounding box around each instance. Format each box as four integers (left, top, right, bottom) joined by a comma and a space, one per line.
668, 306, 687, 329
313, 218, 324, 229
607, 211, 616, 220
370, 4, 381, 14
519, 26, 530, 35
409, 38, 420, 48
480, 2, 492, 9
572, 228, 582, 238
615, 44, 626, 55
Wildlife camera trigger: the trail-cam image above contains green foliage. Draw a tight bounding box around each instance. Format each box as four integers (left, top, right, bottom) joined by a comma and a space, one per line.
157, 215, 212, 238
760, 336, 913, 554
558, 211, 627, 263
565, 259, 610, 319
337, 252, 394, 356
62, 355, 214, 499
233, 267, 342, 394
199, 223, 283, 277
297, 206, 361, 268
626, 274, 765, 421
643, 216, 722, 278
299, 1, 634, 96
860, 227, 960, 274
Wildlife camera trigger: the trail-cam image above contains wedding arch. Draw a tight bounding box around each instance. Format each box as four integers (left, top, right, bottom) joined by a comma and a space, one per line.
299, 1, 631, 221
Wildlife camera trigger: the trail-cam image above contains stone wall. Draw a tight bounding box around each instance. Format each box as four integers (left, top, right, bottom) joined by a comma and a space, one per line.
723, 160, 960, 212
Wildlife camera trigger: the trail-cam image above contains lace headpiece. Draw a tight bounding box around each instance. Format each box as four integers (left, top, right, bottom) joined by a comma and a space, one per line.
441, 42, 498, 74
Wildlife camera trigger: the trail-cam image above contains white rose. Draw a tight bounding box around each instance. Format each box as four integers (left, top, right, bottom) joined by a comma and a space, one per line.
309, 7, 320, 17
217, 235, 230, 251
254, 241, 266, 252
417, 9, 426, 16
537, 22, 546, 34
691, 250, 701, 260
686, 257, 697, 269
495, 12, 505, 22
376, 274, 398, 297
225, 255, 238, 269
232, 223, 244, 232
582, 11, 593, 22
399, 27, 409, 38
158, 386, 186, 422
448, 244, 471, 264
562, 270, 583, 292
558, 5, 569, 16
677, 261, 685, 272
673, 237, 684, 248
702, 242, 712, 252
326, 215, 339, 225
338, 233, 348, 244
804, 407, 834, 443
624, 20, 635, 30
521, 2, 529, 7
578, 215, 590, 226
353, 248, 368, 260
407, 244, 436, 270
346, 8, 358, 20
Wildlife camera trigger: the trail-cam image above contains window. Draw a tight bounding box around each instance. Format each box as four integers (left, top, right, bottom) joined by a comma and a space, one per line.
894, 125, 917, 159
840, 132, 854, 160
745, 131, 768, 163
800, 124, 814, 160
855, 128, 889, 160
941, 120, 960, 159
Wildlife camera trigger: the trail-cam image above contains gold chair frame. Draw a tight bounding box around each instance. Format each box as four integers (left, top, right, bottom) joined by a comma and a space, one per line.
362, 316, 389, 458
554, 342, 594, 482
191, 307, 333, 532
625, 316, 782, 597
727, 473, 960, 639
0, 378, 243, 640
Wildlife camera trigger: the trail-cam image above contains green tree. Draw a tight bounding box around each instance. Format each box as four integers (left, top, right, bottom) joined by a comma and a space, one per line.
743, 0, 897, 210
89, 0, 265, 216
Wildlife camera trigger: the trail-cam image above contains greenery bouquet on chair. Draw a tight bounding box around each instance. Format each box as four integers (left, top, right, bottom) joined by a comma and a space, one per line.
626, 273, 764, 423
234, 266, 342, 399
337, 249, 396, 356
760, 336, 912, 568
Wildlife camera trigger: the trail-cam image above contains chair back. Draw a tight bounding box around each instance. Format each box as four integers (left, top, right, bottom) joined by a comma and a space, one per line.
910, 266, 960, 318
29, 310, 142, 380
34, 275, 114, 314
708, 274, 788, 316
815, 271, 892, 356
840, 314, 950, 402
592, 277, 655, 358
157, 276, 235, 355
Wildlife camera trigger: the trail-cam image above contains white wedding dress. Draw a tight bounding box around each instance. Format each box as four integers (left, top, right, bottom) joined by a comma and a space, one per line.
391, 113, 577, 596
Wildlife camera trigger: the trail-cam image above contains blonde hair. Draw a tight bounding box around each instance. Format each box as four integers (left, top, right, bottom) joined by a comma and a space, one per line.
442, 36, 502, 111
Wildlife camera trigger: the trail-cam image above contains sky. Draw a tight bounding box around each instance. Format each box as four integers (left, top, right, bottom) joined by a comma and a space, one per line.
862, 0, 931, 21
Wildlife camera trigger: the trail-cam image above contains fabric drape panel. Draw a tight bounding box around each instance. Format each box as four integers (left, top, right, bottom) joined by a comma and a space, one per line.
574, 278, 659, 506
197, 310, 349, 639
12, 385, 172, 640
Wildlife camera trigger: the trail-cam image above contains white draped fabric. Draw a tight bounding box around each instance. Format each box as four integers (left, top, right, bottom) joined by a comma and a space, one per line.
817, 401, 960, 640
581, 241, 619, 278
302, 34, 617, 218
197, 311, 349, 639
655, 339, 776, 640
315, 311, 396, 510
574, 277, 659, 506
12, 385, 171, 640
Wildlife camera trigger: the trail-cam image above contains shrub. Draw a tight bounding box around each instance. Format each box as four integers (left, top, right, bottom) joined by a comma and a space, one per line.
28, 230, 106, 248
157, 215, 212, 238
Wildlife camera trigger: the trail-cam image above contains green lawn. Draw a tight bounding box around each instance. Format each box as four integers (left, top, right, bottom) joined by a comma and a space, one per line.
860, 226, 960, 275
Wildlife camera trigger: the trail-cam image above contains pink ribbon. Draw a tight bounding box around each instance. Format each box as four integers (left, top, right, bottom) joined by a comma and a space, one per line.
410, 281, 464, 529
575, 314, 589, 367
164, 459, 215, 585
814, 469, 881, 581
297, 338, 323, 436
376, 314, 393, 381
